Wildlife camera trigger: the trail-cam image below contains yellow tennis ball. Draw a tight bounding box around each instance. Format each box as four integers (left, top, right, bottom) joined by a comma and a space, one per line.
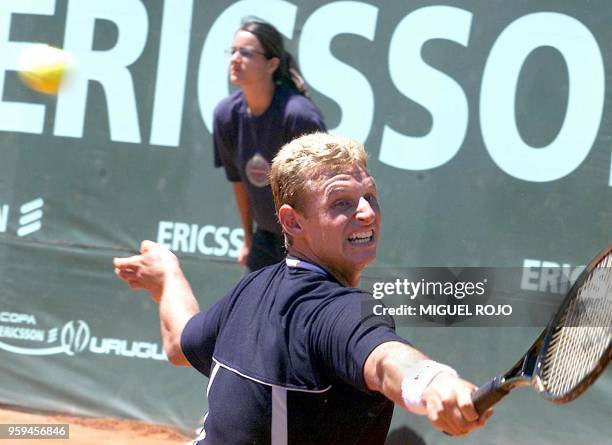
18, 44, 74, 95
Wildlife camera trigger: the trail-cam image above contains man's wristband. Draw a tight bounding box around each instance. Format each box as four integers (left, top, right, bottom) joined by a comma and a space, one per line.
400, 360, 458, 415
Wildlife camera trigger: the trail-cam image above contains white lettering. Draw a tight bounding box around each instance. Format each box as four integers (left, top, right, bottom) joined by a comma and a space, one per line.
521, 259, 541, 291
539, 260, 561, 293
189, 223, 198, 253
372, 282, 384, 299
300, 1, 377, 142
481, 13, 604, 182
420, 304, 472, 316
133, 341, 150, 358
0, 312, 36, 324
410, 281, 422, 298
172, 222, 190, 252
0, 204, 8, 232
560, 263, 572, 294
229, 228, 244, 258
0, 0, 55, 134
157, 220, 174, 247
157, 221, 242, 258
213, 226, 230, 256
150, 343, 167, 361
55, 0, 148, 142
120, 339, 136, 357
102, 338, 123, 355
475, 305, 512, 316
88, 336, 104, 353
373, 304, 414, 316
380, 6, 471, 169
197, 225, 215, 255
521, 259, 585, 294
0, 325, 45, 341
150, 0, 194, 147
89, 336, 165, 360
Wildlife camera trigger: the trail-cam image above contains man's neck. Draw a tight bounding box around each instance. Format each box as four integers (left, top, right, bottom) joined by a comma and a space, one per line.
242, 81, 275, 116
287, 247, 361, 288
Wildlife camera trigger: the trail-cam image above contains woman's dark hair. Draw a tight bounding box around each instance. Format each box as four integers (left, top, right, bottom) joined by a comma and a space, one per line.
240, 19, 308, 95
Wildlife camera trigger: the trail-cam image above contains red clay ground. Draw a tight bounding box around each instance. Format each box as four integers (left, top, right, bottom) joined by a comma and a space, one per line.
0, 405, 192, 445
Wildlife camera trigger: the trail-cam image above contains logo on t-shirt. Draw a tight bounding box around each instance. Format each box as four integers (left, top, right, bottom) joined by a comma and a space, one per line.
245, 153, 271, 187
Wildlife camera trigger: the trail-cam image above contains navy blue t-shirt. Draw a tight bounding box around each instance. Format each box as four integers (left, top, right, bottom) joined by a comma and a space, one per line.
181, 260, 407, 444
213, 87, 326, 235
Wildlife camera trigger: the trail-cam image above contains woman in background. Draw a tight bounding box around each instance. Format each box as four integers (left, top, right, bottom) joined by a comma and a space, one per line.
213, 19, 326, 271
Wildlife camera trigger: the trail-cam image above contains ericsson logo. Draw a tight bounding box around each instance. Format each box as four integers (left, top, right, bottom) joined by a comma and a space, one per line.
521, 259, 585, 294
18, 198, 44, 237
61, 320, 90, 356
0, 312, 166, 361
157, 220, 243, 257
0, 197, 45, 237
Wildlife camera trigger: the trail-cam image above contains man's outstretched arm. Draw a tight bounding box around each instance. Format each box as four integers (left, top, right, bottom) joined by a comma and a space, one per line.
113, 240, 199, 366
363, 341, 492, 436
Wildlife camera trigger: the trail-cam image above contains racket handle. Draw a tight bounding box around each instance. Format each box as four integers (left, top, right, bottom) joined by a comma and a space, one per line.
472, 376, 510, 415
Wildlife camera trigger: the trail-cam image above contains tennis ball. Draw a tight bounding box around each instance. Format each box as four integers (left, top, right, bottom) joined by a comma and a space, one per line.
17, 44, 74, 95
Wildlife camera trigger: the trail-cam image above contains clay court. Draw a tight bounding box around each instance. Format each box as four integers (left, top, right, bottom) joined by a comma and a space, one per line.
0, 405, 192, 445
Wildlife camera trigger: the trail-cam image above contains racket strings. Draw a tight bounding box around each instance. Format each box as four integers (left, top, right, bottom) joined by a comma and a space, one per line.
541, 256, 612, 399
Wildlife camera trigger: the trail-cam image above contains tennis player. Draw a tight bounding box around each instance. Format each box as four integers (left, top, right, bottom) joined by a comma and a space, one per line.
114, 133, 491, 443
214, 18, 326, 271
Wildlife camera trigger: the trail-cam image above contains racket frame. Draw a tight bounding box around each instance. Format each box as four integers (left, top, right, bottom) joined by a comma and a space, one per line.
533, 245, 612, 403
472, 245, 612, 413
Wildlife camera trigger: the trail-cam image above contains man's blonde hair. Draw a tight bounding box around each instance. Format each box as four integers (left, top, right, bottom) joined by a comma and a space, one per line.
270, 132, 368, 215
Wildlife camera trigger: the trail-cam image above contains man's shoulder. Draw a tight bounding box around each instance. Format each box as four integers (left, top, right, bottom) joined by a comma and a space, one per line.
229, 263, 367, 310
214, 90, 244, 122
287, 272, 368, 307
230, 261, 287, 299
323, 285, 374, 312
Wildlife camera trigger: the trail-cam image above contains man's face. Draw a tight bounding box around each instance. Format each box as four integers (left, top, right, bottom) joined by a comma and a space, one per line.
297, 165, 381, 284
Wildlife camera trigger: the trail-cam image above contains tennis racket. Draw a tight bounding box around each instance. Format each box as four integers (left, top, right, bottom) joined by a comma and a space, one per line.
472, 245, 612, 414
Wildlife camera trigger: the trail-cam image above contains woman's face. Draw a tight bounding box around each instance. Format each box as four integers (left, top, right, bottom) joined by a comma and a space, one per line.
229, 30, 278, 87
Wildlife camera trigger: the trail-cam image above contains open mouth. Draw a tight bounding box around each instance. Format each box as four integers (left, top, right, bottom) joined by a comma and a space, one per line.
348, 230, 374, 245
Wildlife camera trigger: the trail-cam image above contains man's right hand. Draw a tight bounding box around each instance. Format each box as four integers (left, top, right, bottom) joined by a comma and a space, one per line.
113, 240, 181, 303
